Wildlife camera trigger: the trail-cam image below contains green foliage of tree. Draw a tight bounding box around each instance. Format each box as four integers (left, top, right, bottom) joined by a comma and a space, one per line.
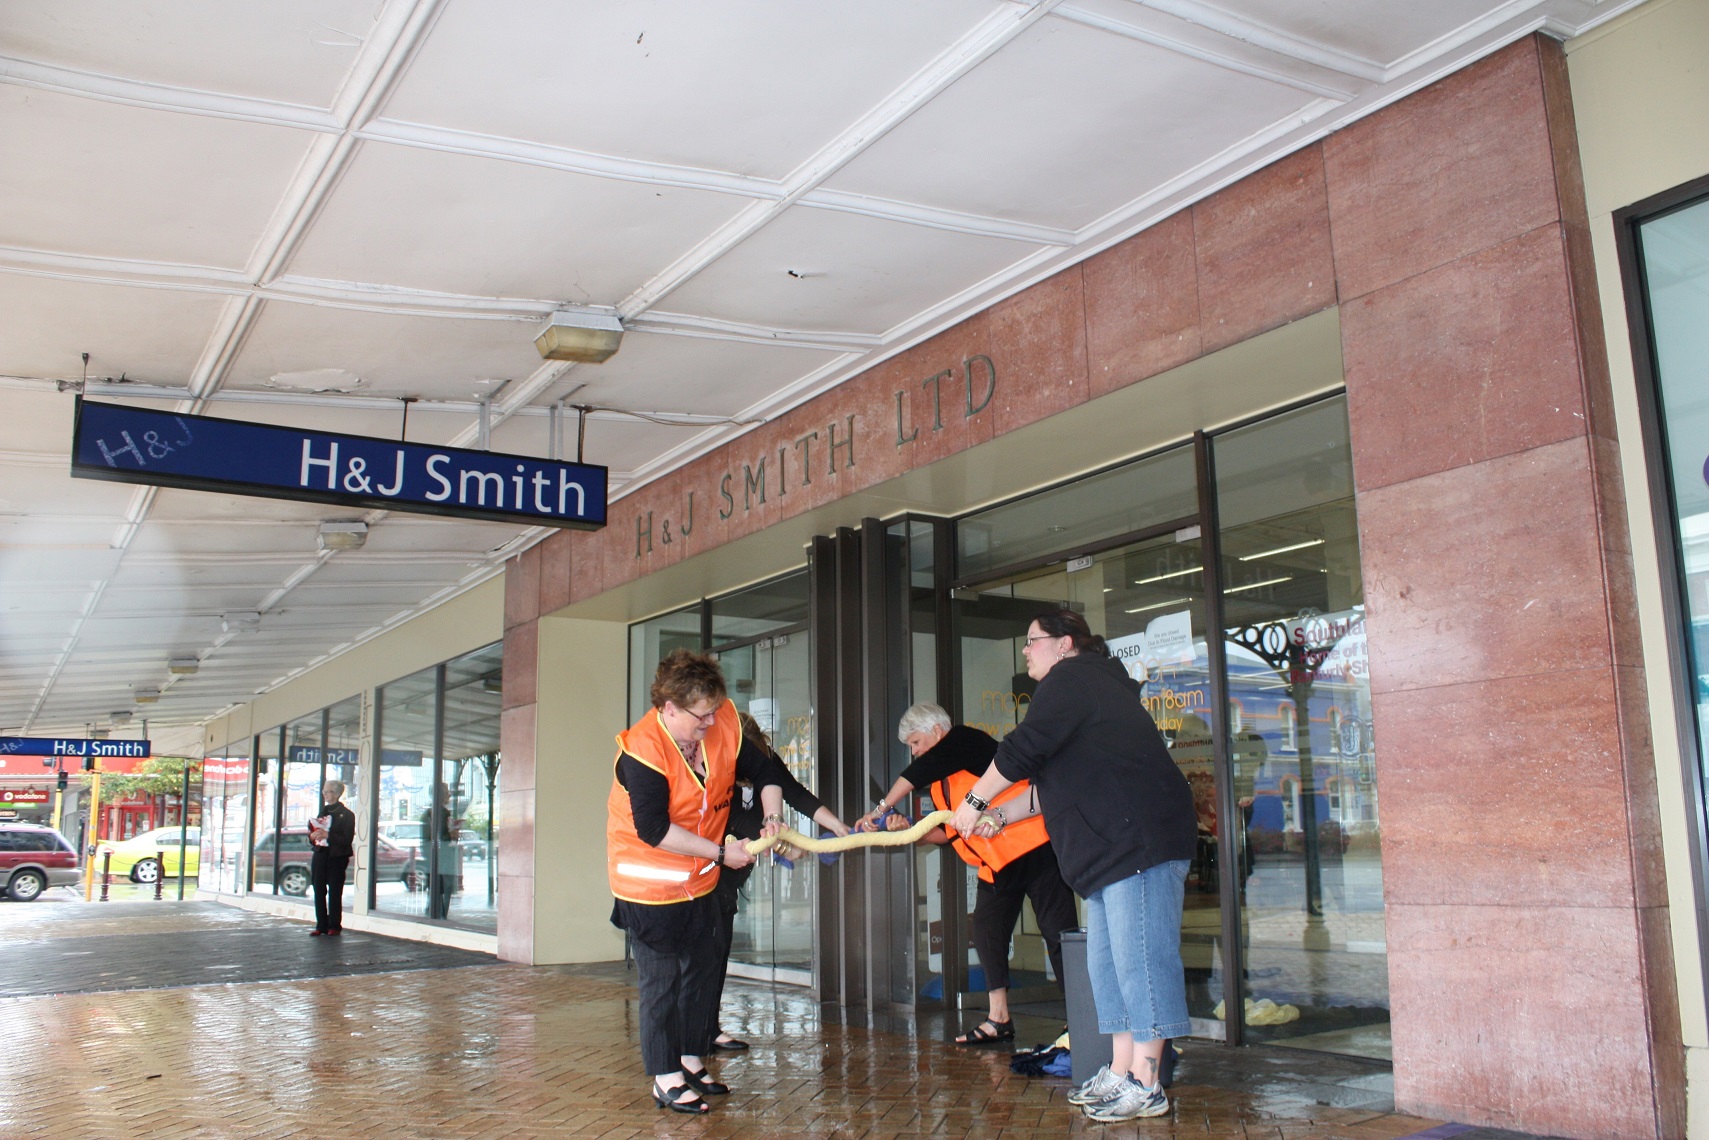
92, 756, 202, 799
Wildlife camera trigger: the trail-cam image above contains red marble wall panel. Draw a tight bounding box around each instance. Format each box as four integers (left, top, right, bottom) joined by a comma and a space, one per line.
537, 531, 572, 616
500, 621, 537, 711
567, 530, 604, 607
504, 545, 540, 631
1385, 902, 1657, 1138
1192, 144, 1337, 354
986, 268, 1090, 437
1324, 38, 1562, 302
1373, 667, 1637, 909
498, 704, 536, 794
890, 308, 998, 470
1342, 224, 1589, 492
1356, 438, 1613, 694
1083, 210, 1201, 398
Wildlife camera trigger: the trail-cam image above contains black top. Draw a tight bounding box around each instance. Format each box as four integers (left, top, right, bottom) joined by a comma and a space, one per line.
897, 724, 997, 790
316, 801, 356, 859
990, 652, 1196, 896
616, 736, 786, 847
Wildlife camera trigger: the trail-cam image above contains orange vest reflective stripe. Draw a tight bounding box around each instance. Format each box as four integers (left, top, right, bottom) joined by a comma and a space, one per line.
607, 699, 741, 904
929, 770, 1050, 883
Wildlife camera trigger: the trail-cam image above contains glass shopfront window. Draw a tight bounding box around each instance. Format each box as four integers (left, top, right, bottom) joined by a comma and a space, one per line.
371, 643, 502, 930
1214, 397, 1385, 1057
626, 571, 815, 979
200, 740, 250, 895
1627, 188, 1709, 911
374, 664, 439, 920
249, 726, 284, 894
944, 394, 1384, 1057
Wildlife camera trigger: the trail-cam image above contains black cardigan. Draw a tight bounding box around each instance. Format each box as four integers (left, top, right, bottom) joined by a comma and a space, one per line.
990, 652, 1196, 896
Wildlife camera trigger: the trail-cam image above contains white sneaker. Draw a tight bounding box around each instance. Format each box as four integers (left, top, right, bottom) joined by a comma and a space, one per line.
1066, 1064, 1124, 1106
1083, 1076, 1169, 1121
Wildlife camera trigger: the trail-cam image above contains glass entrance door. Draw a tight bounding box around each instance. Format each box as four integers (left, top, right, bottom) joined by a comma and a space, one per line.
717, 631, 815, 981
952, 527, 1225, 1033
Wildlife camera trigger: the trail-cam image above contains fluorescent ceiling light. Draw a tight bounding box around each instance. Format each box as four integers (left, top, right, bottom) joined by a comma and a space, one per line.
1226, 576, 1293, 594
1133, 566, 1201, 585
534, 308, 624, 363
318, 520, 368, 552
1238, 539, 1324, 562
1125, 597, 1189, 614
222, 611, 261, 633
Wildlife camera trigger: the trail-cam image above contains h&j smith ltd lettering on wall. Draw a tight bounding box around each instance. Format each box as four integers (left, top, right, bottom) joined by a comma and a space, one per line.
636, 354, 997, 559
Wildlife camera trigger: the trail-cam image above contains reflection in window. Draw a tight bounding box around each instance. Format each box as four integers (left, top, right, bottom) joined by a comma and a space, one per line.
1633, 195, 1709, 907
1214, 394, 1386, 1059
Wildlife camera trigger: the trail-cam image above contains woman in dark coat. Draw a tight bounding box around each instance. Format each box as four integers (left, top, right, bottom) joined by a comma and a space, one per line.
950, 608, 1196, 1124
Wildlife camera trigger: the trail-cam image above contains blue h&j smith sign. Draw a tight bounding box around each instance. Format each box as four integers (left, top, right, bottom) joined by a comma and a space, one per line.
70, 398, 608, 530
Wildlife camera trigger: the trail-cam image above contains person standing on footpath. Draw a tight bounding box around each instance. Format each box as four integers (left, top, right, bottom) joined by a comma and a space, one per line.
308, 779, 356, 937
854, 703, 1078, 1046
950, 608, 1197, 1123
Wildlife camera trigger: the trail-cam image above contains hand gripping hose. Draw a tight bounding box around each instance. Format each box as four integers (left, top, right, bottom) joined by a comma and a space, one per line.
737, 809, 955, 857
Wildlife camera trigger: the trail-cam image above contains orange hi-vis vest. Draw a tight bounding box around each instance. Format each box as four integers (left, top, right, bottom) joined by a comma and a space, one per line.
606, 699, 741, 905
929, 769, 1050, 884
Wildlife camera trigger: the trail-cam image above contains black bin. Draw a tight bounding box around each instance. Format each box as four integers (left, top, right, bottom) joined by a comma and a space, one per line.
1059, 927, 1112, 1085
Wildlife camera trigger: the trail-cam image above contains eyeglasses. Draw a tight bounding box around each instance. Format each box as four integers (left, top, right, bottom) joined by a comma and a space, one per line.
1024, 634, 1057, 645
672, 703, 719, 725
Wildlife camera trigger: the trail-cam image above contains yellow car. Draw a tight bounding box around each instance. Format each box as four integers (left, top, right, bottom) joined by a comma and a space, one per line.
94, 827, 200, 884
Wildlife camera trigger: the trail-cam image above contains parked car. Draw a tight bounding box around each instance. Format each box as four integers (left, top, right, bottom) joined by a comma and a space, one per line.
376, 819, 424, 851
0, 822, 80, 901
251, 830, 419, 896
94, 826, 200, 884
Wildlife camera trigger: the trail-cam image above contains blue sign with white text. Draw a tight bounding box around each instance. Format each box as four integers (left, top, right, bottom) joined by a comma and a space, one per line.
71, 398, 608, 529
0, 737, 151, 758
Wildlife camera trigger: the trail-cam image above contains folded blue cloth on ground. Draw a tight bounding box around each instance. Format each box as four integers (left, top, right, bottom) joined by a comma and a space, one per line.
1008, 1045, 1070, 1077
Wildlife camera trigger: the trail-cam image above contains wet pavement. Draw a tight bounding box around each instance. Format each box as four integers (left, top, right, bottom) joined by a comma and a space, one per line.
0, 900, 1547, 1138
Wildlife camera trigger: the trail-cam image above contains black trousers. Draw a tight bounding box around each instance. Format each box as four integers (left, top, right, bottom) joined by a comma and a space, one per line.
311, 850, 350, 932
628, 895, 723, 1075
971, 843, 1079, 994
706, 868, 750, 1039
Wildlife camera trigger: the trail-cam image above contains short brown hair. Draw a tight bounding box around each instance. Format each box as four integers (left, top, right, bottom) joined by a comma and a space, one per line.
650, 649, 727, 711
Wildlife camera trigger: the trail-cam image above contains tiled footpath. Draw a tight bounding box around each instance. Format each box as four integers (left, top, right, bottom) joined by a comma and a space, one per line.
0, 902, 1540, 1139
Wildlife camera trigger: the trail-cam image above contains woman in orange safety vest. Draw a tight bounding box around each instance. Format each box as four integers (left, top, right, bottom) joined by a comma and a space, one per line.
855, 702, 1078, 1046
607, 649, 789, 1115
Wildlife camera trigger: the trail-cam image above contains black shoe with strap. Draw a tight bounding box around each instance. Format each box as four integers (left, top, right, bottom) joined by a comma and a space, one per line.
955, 1018, 1015, 1045
652, 1080, 709, 1115
682, 1065, 729, 1096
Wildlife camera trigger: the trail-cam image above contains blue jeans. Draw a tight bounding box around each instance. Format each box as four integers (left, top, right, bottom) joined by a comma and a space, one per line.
1083, 859, 1191, 1040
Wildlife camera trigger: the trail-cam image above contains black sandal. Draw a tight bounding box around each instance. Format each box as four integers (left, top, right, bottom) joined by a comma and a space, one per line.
712, 1033, 750, 1052
955, 1018, 1015, 1044
652, 1080, 709, 1114
683, 1065, 730, 1095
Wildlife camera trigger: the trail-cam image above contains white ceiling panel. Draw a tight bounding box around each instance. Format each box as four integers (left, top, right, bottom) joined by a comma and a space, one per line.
824, 15, 1312, 230
0, 274, 229, 385
0, 85, 314, 267
287, 141, 747, 303
1217, 0, 1505, 67
664, 206, 1043, 335
381, 0, 1004, 180
224, 301, 545, 407
0, 1, 384, 108
538, 331, 845, 418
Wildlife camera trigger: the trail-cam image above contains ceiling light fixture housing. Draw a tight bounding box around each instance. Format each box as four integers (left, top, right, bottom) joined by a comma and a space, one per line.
318, 520, 369, 552
222, 612, 261, 633
534, 309, 624, 364
168, 657, 199, 675
134, 689, 160, 704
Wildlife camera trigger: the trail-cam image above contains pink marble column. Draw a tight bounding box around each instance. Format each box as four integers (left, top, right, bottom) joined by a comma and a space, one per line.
1329, 36, 1681, 1138
497, 543, 542, 963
